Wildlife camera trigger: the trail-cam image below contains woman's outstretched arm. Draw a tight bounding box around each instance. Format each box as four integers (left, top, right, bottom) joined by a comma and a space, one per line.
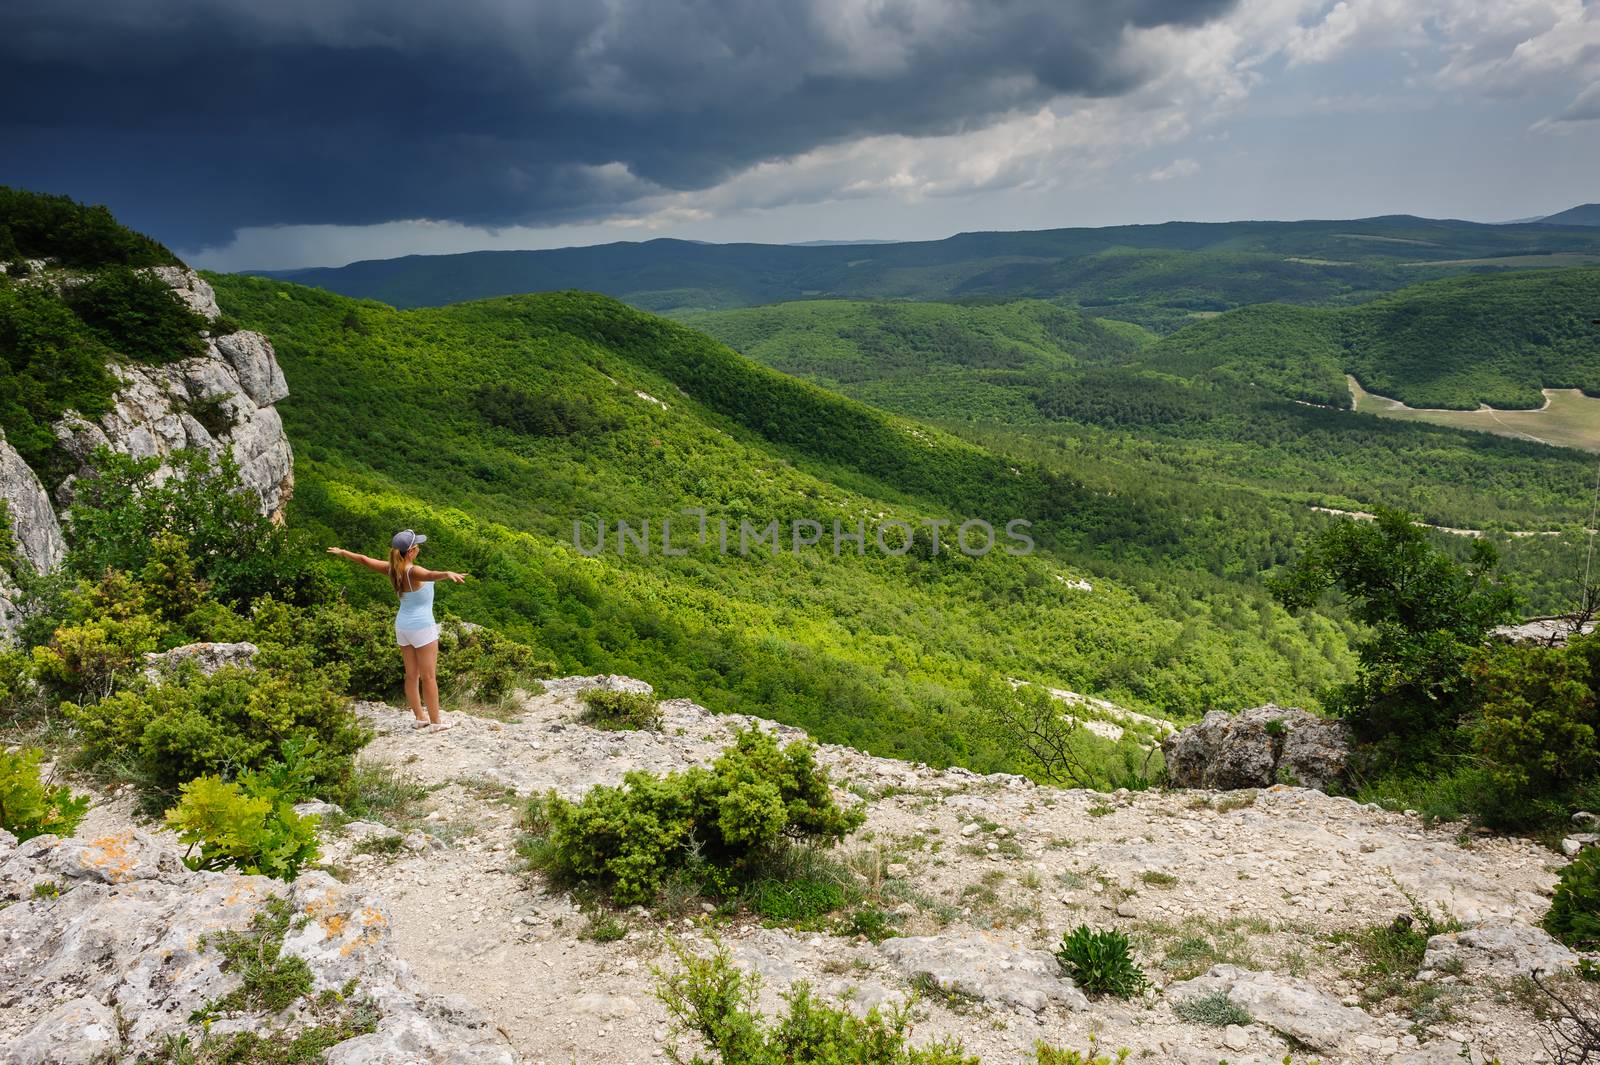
411, 565, 468, 584
327, 547, 390, 573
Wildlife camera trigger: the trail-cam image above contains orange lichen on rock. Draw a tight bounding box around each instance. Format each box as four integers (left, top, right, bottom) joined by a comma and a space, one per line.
80, 832, 138, 882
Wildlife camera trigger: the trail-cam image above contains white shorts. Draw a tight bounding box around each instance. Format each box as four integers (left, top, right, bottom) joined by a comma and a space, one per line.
395, 623, 440, 648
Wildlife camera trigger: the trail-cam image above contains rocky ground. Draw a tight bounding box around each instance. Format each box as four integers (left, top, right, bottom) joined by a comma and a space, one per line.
340, 677, 1585, 1065
2, 676, 1592, 1064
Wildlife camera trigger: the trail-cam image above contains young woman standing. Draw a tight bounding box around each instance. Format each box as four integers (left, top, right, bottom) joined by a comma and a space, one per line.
327, 529, 468, 731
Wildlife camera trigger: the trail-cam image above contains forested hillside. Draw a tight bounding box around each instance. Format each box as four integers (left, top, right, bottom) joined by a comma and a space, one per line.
1145, 267, 1600, 409
677, 299, 1152, 423
262, 215, 1600, 330
682, 293, 1600, 615
210, 275, 1364, 770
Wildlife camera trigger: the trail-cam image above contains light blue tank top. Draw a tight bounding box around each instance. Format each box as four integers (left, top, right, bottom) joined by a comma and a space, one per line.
395, 580, 435, 630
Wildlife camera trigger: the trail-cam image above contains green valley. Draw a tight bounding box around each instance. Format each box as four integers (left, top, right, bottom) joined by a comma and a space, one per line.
209, 275, 1363, 772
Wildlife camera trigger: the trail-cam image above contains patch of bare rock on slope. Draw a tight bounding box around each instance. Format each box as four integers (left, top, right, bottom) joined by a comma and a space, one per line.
0, 797, 514, 1064
337, 677, 1579, 1065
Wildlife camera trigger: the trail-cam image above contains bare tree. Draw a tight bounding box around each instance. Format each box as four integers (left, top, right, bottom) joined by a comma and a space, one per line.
1534, 972, 1600, 1065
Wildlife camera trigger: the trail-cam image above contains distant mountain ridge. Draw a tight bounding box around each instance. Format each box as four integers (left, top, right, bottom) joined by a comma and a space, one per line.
255, 214, 1600, 328
1538, 203, 1600, 227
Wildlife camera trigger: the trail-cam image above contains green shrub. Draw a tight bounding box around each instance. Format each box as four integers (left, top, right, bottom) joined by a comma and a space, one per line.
1271, 507, 1519, 762
656, 940, 979, 1065
579, 687, 663, 731
1172, 990, 1252, 1027
247, 595, 397, 700
436, 619, 552, 703
69, 646, 365, 805
1545, 848, 1600, 950
166, 765, 320, 881
61, 266, 206, 364
1466, 639, 1600, 826
0, 648, 33, 715
536, 727, 864, 905
64, 449, 330, 609
0, 187, 177, 268
1054, 925, 1149, 999
0, 498, 15, 578
0, 747, 89, 842
31, 607, 164, 702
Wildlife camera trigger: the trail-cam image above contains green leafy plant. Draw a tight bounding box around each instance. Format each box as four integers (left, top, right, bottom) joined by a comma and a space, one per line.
1173, 990, 1253, 1027
70, 644, 364, 805
655, 940, 978, 1064
1544, 848, 1600, 950
61, 265, 207, 364
1463, 636, 1600, 828
578, 687, 664, 731
165, 754, 321, 881
0, 746, 89, 842
1271, 507, 1520, 763
534, 727, 864, 905
1054, 925, 1149, 999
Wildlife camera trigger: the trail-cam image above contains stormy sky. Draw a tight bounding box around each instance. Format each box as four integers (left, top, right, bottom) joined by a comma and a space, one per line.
3, 0, 1597, 270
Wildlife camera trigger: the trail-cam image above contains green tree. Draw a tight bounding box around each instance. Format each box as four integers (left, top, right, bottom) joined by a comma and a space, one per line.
1271, 508, 1520, 761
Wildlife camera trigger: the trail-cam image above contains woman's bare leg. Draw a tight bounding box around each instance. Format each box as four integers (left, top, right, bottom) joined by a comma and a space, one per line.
417, 640, 444, 725
401, 644, 427, 724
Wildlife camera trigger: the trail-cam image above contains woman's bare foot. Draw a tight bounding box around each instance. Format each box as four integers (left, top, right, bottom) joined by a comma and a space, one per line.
410, 718, 430, 730
427, 719, 454, 733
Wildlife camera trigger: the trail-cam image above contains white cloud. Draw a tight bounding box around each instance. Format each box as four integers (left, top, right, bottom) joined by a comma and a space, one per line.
187, 0, 1600, 269
1144, 158, 1201, 181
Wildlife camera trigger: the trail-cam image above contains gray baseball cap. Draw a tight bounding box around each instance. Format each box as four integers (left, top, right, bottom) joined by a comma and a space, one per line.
391, 529, 427, 552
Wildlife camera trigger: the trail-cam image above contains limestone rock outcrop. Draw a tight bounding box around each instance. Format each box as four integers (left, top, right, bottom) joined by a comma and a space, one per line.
142, 640, 260, 682
0, 827, 517, 1065
878, 932, 1090, 1013
1420, 919, 1578, 980
0, 432, 67, 574
0, 265, 294, 645
1168, 964, 1378, 1052
1162, 704, 1351, 793
51, 314, 295, 520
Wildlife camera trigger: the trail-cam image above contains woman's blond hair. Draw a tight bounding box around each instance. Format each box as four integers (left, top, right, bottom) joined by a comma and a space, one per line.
388, 546, 414, 596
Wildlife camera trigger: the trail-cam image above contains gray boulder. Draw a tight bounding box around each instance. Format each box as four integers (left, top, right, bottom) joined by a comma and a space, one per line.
1168, 964, 1377, 1051
216, 331, 291, 406
541, 674, 655, 698
1421, 919, 1578, 980
879, 931, 1090, 1012
143, 641, 259, 683
1162, 704, 1351, 793
0, 996, 121, 1065
147, 266, 222, 320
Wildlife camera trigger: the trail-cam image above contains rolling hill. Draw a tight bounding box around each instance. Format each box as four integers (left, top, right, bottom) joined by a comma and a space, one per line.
676, 299, 1153, 423
1142, 267, 1600, 410
1538, 204, 1600, 227
259, 215, 1600, 330
209, 274, 1373, 770
678, 288, 1600, 616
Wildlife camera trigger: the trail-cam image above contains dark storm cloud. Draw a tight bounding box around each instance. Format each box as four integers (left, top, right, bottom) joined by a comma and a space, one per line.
0, 0, 1237, 246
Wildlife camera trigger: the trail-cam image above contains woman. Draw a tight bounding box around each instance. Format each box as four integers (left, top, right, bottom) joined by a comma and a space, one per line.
327, 529, 468, 732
